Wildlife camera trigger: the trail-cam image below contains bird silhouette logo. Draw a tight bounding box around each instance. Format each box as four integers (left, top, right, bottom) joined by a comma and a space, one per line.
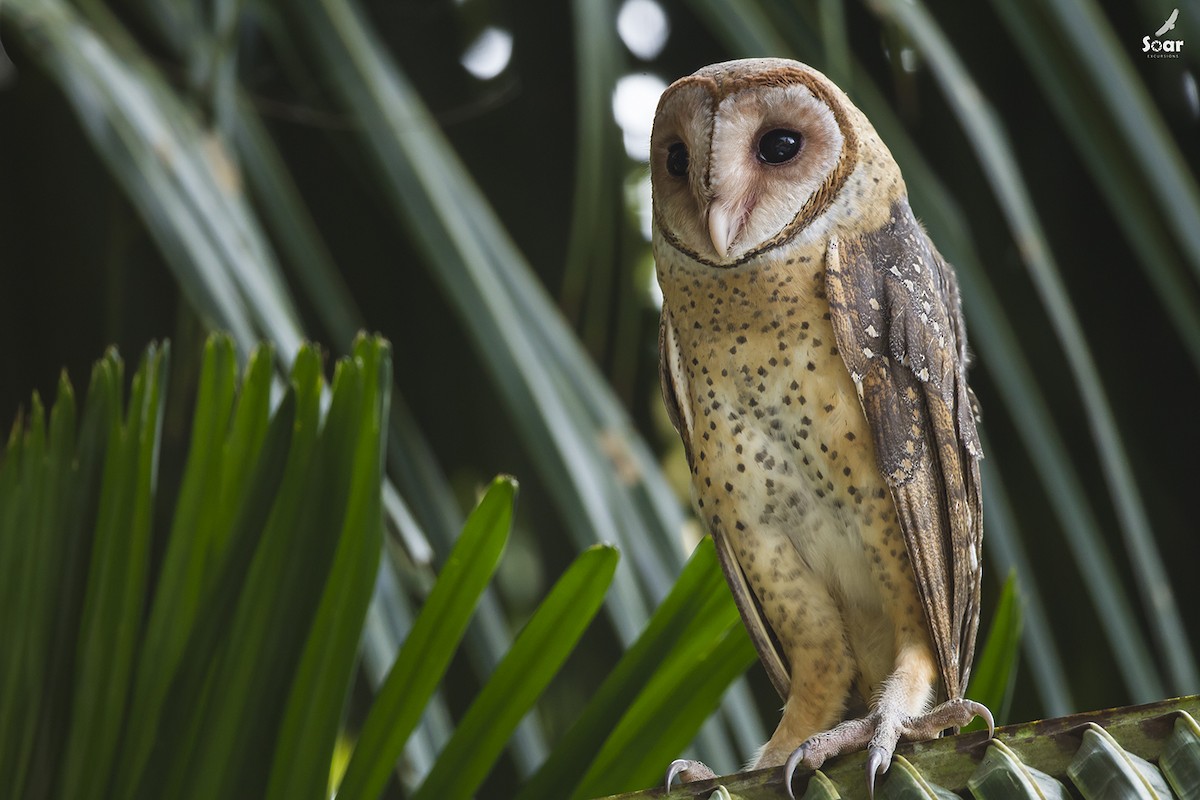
1143, 8, 1184, 57
1156, 8, 1180, 37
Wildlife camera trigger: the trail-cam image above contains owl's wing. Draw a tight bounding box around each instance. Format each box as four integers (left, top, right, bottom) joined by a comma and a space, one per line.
659, 303, 791, 699
824, 199, 983, 700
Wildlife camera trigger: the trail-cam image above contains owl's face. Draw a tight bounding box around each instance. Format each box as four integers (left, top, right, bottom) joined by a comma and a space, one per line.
650, 58, 863, 266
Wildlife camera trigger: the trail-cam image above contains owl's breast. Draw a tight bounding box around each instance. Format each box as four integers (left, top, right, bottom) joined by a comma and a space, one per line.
664, 248, 897, 610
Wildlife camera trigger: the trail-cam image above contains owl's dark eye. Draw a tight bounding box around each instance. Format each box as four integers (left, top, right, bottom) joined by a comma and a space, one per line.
757, 129, 803, 164
666, 142, 689, 177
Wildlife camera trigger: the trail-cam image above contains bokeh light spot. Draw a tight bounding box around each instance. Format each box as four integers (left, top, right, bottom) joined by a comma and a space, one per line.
617, 0, 670, 60
461, 27, 513, 80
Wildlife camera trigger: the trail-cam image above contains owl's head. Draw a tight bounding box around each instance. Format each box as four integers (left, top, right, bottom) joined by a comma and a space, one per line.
650, 58, 872, 267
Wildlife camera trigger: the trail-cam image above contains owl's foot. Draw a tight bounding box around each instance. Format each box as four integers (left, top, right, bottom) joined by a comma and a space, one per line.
664, 759, 717, 790
783, 699, 993, 799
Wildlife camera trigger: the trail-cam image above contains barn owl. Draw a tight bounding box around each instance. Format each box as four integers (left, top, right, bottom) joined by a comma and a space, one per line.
652, 58, 992, 796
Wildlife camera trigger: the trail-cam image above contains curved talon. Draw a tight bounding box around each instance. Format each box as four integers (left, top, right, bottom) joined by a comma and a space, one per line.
783, 744, 807, 800
865, 746, 888, 800
974, 701, 996, 739
665, 759, 690, 791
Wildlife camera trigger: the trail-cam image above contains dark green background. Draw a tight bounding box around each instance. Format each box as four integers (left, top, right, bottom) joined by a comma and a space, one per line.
2, 0, 1198, 791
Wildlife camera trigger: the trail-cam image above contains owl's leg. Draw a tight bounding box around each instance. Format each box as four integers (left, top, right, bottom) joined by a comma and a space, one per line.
782, 641, 933, 779
781, 642, 993, 799
782, 696, 992, 797
667, 551, 852, 790
752, 576, 855, 768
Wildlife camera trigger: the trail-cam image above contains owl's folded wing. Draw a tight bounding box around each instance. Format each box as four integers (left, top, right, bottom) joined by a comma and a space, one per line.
824, 199, 983, 700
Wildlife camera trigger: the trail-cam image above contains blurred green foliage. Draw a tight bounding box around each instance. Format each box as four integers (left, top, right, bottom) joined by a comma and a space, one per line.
0, 338, 756, 798
0, 335, 391, 798
1, 0, 1199, 796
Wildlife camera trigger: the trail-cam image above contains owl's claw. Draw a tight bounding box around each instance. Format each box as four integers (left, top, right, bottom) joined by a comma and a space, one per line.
865, 746, 889, 800
900, 698, 995, 740
783, 744, 807, 800
665, 760, 688, 790
777, 699, 992, 798
976, 701, 996, 739
665, 759, 716, 791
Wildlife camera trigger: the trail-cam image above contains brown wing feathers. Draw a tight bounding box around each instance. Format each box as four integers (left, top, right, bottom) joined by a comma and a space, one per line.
825, 200, 983, 701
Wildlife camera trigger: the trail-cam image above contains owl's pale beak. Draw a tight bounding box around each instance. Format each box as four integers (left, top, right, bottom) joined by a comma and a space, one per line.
706, 199, 748, 259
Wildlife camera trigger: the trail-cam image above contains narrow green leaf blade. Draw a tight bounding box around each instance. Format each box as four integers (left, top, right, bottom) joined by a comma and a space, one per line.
60, 343, 169, 800
208, 342, 276, 559
572, 612, 757, 799
22, 355, 117, 798
265, 337, 390, 800
135, 384, 296, 800
336, 475, 516, 800
965, 572, 1023, 731
0, 394, 46, 793
5, 377, 76, 797
517, 538, 729, 800
116, 334, 239, 797
412, 544, 619, 800
179, 351, 362, 800
980, 458, 1072, 717
152, 347, 322, 800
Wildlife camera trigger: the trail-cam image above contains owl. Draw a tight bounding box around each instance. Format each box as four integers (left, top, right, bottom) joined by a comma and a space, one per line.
652, 58, 991, 796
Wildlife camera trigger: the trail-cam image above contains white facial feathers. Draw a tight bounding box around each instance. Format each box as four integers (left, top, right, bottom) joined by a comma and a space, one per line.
707, 85, 844, 260
649, 61, 851, 266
